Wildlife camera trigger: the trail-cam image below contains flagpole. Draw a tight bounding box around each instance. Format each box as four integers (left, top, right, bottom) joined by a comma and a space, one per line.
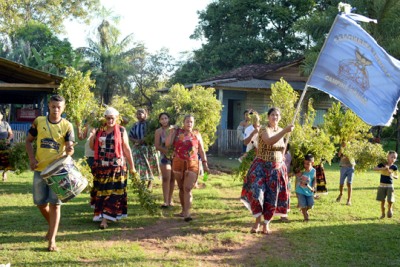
283, 14, 341, 153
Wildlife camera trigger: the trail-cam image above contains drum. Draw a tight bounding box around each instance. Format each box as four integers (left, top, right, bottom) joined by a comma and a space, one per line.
41, 155, 88, 203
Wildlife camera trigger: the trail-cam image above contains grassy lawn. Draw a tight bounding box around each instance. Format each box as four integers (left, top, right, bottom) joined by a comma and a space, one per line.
1, 149, 400, 266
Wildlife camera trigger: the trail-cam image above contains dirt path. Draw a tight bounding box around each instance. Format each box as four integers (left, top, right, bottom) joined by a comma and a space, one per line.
107, 178, 294, 266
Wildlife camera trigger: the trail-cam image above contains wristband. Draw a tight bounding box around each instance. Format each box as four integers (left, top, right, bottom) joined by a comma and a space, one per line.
202, 160, 207, 163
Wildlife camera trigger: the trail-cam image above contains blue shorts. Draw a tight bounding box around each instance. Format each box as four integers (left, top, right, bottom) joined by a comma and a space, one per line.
297, 193, 314, 209
160, 154, 172, 165
33, 171, 61, 205
340, 166, 354, 185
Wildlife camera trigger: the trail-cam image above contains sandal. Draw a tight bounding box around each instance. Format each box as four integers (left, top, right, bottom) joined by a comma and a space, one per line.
184, 217, 193, 222
160, 204, 169, 209
336, 194, 342, 202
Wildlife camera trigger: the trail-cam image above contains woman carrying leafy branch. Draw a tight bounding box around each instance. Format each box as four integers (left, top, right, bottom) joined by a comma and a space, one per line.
166, 114, 209, 222
89, 107, 136, 229
241, 107, 294, 234
154, 112, 175, 208
129, 108, 160, 190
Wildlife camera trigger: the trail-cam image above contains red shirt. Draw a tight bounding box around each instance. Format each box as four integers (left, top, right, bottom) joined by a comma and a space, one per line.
173, 128, 199, 160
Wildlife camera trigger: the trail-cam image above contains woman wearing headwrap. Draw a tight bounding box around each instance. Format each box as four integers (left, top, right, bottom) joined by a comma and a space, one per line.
90, 107, 136, 229
129, 108, 160, 189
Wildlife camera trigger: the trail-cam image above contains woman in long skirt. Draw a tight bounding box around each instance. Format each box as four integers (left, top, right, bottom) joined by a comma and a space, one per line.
241, 107, 294, 234
90, 107, 136, 229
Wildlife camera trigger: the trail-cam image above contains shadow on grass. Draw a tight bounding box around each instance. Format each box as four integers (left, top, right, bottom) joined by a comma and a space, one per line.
0, 180, 32, 194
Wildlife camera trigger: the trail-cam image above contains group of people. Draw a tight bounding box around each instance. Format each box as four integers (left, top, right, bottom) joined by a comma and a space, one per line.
24, 94, 209, 252
239, 107, 398, 234
5, 94, 396, 251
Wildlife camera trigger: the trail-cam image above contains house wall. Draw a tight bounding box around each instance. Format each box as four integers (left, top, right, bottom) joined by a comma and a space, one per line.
245, 90, 271, 114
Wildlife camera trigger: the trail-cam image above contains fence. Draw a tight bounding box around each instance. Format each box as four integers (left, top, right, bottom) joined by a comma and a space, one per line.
13, 130, 26, 143
209, 129, 243, 156
10, 123, 30, 143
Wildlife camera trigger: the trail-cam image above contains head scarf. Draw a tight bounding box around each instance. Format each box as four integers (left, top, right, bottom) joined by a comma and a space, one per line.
104, 107, 119, 116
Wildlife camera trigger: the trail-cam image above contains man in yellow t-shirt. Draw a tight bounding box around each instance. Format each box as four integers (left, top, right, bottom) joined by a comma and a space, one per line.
25, 95, 75, 252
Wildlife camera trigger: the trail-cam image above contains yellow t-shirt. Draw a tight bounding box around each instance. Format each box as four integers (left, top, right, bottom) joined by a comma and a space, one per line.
31, 116, 74, 171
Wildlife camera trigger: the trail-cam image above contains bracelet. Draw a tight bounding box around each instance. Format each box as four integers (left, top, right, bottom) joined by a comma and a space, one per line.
202, 160, 207, 163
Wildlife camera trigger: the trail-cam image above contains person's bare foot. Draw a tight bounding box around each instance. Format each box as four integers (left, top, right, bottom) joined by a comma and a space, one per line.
48, 240, 58, 252
250, 223, 260, 234
261, 223, 270, 235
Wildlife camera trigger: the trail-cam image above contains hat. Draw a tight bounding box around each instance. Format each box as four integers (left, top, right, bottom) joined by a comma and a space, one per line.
104, 107, 119, 116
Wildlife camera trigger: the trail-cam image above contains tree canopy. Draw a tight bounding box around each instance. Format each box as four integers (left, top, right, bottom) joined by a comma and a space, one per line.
171, 0, 315, 84
0, 0, 100, 37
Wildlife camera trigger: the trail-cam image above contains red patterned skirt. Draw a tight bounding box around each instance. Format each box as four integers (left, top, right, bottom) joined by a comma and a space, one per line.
240, 157, 290, 221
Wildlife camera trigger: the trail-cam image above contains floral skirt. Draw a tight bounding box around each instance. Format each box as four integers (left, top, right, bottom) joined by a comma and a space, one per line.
240, 157, 290, 221
91, 162, 128, 222
132, 145, 160, 181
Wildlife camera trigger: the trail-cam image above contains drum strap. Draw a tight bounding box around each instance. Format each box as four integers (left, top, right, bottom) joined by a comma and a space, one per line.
45, 116, 59, 153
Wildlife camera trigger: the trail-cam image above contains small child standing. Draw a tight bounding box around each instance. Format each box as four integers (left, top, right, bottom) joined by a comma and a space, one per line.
373, 151, 398, 219
295, 154, 316, 222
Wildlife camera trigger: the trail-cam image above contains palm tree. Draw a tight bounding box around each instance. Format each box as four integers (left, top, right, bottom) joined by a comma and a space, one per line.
78, 18, 144, 104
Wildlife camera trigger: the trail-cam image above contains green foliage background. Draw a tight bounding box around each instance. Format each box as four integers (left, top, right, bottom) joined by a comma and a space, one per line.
57, 67, 96, 126
150, 84, 222, 151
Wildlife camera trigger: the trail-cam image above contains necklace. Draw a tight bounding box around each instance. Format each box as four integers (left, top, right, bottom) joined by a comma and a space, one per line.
268, 124, 278, 132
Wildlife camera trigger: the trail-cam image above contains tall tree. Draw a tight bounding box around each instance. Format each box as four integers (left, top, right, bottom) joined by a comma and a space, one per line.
1, 21, 76, 74
78, 18, 144, 104
130, 47, 174, 109
0, 0, 100, 37
171, 0, 315, 84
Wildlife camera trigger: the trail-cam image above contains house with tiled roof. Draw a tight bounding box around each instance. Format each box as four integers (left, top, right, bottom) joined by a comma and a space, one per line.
187, 58, 335, 155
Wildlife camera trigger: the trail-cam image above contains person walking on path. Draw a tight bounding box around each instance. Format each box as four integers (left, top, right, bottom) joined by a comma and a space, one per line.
25, 95, 75, 252
89, 107, 136, 229
373, 151, 398, 219
166, 114, 209, 222
154, 112, 175, 208
241, 107, 294, 234
337, 141, 355, 206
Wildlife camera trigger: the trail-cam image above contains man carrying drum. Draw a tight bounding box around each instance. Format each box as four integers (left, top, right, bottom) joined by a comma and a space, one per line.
25, 95, 75, 252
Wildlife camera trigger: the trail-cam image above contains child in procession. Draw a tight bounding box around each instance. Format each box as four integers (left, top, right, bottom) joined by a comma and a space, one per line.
295, 154, 316, 222
373, 151, 398, 219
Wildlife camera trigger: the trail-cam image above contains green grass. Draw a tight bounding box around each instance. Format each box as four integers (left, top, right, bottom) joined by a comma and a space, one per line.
1, 147, 400, 266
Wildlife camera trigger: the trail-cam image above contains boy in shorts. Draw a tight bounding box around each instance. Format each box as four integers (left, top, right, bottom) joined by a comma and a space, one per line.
374, 151, 398, 219
295, 154, 316, 222
25, 95, 75, 251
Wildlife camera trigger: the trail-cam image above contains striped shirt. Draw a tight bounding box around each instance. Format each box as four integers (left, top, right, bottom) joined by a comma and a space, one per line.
129, 121, 147, 140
